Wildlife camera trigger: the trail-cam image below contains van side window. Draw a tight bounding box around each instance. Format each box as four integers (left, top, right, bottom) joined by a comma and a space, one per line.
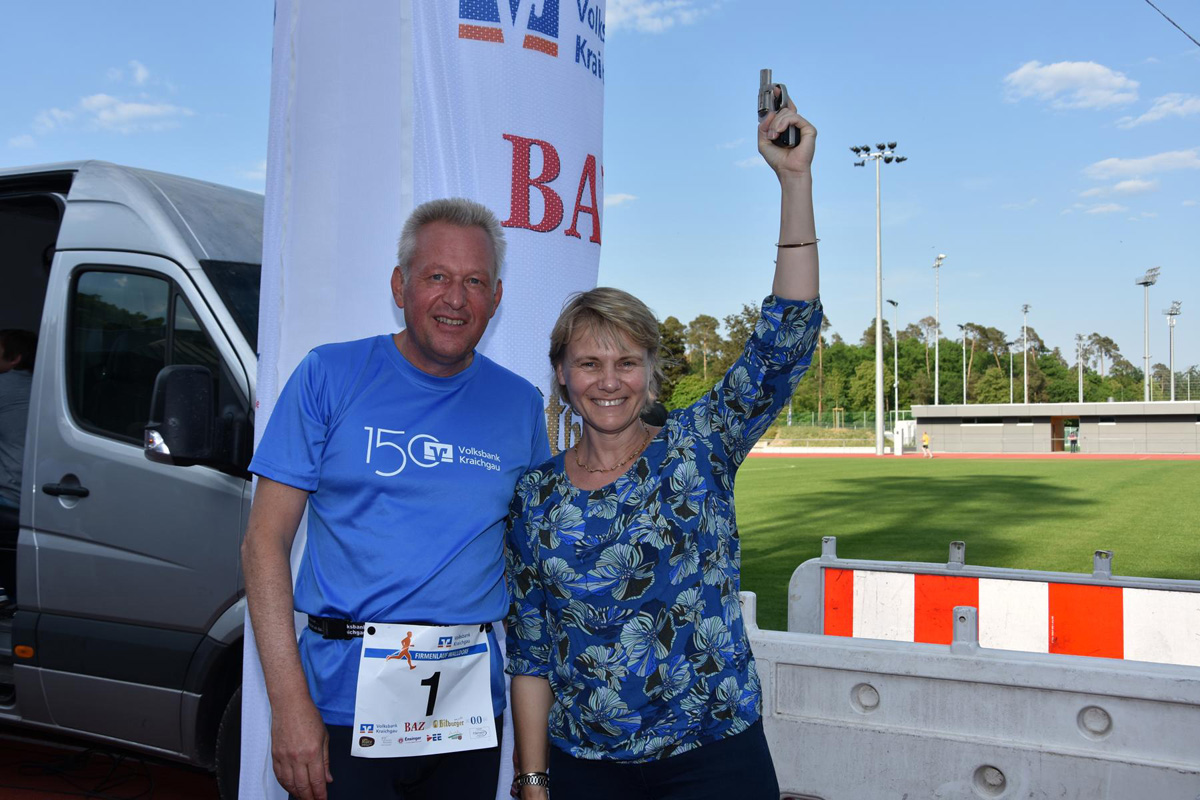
172, 295, 220, 373
69, 272, 248, 463
69, 272, 169, 442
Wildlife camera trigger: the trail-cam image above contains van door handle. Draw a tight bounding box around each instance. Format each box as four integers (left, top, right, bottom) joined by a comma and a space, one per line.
43, 483, 90, 498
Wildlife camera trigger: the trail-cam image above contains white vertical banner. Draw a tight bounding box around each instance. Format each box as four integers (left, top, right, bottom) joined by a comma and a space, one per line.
241, 0, 604, 797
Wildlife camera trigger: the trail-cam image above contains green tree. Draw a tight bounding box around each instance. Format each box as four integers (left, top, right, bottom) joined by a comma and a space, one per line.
973, 366, 1010, 404
714, 303, 759, 376
847, 360, 893, 411
665, 372, 712, 411
685, 314, 721, 381
859, 317, 893, 350
658, 315, 689, 405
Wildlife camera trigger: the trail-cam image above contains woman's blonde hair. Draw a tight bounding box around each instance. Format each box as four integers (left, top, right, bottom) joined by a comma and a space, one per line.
549, 287, 663, 410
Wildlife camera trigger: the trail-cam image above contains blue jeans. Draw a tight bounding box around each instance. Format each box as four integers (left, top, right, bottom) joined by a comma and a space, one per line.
548, 720, 780, 800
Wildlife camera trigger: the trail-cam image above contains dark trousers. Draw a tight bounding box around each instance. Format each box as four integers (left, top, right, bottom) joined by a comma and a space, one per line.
290, 717, 502, 800
548, 720, 780, 800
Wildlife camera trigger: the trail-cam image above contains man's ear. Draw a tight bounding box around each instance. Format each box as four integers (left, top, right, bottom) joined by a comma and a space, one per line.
391, 267, 406, 309
489, 279, 503, 318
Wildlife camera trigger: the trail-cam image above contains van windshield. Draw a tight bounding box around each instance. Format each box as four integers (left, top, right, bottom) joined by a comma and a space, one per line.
200, 260, 260, 351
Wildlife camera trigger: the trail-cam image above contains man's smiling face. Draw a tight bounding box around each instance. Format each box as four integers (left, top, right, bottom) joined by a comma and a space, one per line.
392, 220, 502, 377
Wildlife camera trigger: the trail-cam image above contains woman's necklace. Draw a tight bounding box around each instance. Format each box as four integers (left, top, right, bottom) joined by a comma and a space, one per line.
574, 422, 654, 474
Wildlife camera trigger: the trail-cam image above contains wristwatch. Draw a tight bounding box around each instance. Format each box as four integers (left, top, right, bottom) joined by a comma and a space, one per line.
515, 771, 550, 788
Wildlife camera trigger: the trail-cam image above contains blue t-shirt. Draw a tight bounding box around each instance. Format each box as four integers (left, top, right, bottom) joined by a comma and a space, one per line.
251, 334, 551, 725
505, 295, 823, 762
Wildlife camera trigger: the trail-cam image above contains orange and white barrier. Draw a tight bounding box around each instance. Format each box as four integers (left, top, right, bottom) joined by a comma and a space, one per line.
788, 539, 1200, 669
822, 568, 1200, 666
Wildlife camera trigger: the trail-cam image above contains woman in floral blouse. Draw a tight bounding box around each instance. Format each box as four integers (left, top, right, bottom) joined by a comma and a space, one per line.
506, 95, 824, 800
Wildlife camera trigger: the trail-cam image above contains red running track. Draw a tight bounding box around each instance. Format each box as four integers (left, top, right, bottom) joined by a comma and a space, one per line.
748, 451, 1200, 460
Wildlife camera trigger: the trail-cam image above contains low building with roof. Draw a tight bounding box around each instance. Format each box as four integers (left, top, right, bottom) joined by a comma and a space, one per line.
911, 402, 1200, 454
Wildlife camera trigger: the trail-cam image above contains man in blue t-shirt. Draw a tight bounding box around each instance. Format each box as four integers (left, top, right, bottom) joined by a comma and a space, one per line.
243, 198, 551, 800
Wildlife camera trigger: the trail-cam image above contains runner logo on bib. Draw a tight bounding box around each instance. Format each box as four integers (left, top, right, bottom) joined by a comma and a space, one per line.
352, 622, 496, 757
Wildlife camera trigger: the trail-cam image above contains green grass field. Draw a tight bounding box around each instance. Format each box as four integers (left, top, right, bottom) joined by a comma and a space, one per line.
734, 457, 1200, 631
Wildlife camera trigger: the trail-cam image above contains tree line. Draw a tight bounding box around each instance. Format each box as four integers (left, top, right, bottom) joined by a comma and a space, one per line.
657, 303, 1197, 412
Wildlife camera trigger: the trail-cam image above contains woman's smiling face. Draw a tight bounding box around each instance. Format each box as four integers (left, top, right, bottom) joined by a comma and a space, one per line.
556, 327, 651, 436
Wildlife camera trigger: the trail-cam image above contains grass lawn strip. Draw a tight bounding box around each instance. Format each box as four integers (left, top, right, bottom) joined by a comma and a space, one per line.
734, 458, 1200, 632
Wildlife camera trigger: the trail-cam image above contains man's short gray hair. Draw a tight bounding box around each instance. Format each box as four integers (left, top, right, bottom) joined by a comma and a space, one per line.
396, 198, 507, 285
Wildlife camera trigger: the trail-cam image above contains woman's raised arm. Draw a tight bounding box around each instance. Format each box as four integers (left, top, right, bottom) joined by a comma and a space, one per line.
758, 92, 819, 303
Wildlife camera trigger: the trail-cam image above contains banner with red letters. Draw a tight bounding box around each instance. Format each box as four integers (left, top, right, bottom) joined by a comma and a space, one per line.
243, 1, 604, 797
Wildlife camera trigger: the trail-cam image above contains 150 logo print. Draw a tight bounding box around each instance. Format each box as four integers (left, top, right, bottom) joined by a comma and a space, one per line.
363, 427, 502, 475
458, 0, 559, 56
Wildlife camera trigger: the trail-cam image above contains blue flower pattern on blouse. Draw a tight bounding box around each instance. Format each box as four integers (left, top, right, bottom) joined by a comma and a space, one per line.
506, 295, 823, 762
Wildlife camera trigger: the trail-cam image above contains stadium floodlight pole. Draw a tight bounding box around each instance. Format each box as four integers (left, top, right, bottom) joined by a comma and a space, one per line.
887, 299, 900, 456
956, 323, 967, 404
1006, 341, 1016, 403
1135, 267, 1161, 402
931, 254, 946, 404
1022, 304, 1031, 404
1164, 301, 1181, 401
850, 142, 907, 455
1076, 334, 1084, 402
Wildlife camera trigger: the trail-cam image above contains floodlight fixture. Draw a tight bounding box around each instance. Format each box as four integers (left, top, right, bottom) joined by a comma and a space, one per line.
1164, 300, 1182, 317
1136, 269, 1161, 400
886, 299, 898, 308
895, 156, 908, 163
1135, 266, 1161, 287
850, 137, 909, 454
850, 146, 860, 154
887, 141, 897, 149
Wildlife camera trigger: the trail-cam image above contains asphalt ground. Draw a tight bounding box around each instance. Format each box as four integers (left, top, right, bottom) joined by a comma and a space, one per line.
0, 725, 218, 800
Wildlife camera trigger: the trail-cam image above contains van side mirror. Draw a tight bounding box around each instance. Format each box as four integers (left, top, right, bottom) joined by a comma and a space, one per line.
145, 365, 215, 466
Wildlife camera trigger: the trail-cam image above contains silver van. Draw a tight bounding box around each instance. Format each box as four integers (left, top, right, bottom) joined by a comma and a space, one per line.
0, 161, 259, 797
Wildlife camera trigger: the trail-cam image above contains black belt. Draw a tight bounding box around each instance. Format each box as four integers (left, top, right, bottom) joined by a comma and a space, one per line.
307, 615, 493, 640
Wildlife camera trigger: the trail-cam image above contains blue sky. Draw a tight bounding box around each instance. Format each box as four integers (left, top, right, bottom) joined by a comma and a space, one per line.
4, 1, 1198, 374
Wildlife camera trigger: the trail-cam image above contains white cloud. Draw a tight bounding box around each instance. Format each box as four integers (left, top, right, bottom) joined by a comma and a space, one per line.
32, 108, 74, 134
1085, 203, 1127, 214
1084, 149, 1200, 179
1080, 178, 1160, 198
7, 134, 35, 148
1003, 60, 1138, 109
717, 137, 745, 150
1002, 198, 1038, 210
607, 0, 719, 33
79, 93, 193, 133
1116, 93, 1200, 128
604, 192, 637, 208
1184, 199, 1198, 207
733, 156, 766, 168
129, 60, 150, 86
1113, 178, 1159, 194
1141, 211, 1158, 217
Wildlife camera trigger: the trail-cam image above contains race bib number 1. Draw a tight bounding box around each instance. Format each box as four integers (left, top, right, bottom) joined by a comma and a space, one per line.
351, 622, 497, 758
